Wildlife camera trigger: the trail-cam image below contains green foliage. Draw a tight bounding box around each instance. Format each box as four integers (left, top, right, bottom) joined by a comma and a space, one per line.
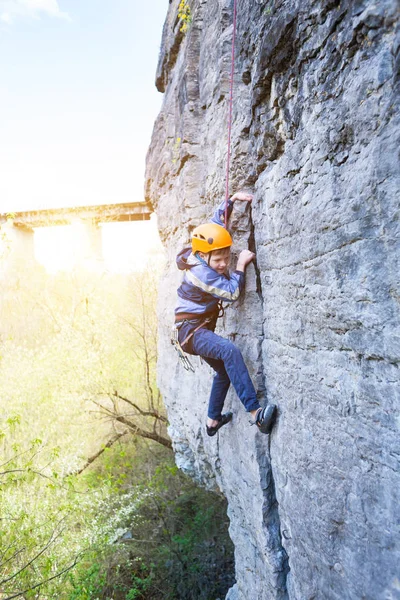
68, 554, 152, 600
68, 562, 107, 599
66, 446, 234, 600
178, 0, 192, 33
0, 431, 93, 598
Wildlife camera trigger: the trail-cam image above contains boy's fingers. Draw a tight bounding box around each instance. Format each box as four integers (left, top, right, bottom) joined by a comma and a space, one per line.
240, 250, 255, 264
233, 192, 253, 202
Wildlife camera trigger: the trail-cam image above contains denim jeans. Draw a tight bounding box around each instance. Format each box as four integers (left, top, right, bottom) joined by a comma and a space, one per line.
190, 327, 260, 420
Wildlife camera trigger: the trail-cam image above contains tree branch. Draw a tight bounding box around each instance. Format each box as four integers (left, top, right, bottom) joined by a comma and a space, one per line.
114, 415, 172, 450
72, 431, 128, 475
113, 392, 168, 423
0, 520, 65, 586
2, 551, 84, 600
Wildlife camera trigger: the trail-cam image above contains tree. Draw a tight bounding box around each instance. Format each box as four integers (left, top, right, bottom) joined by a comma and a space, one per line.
0, 260, 171, 597
0, 426, 87, 599
87, 270, 171, 454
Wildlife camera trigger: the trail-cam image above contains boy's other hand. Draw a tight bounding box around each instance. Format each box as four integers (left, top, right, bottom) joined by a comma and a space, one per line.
231, 192, 253, 203
236, 250, 255, 271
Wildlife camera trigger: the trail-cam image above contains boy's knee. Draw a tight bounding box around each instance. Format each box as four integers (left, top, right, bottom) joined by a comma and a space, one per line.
220, 339, 241, 359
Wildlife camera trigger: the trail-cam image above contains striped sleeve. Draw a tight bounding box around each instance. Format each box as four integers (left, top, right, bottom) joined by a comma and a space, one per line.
186, 268, 244, 303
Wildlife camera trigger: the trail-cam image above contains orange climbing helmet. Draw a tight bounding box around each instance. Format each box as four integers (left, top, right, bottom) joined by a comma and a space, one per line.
191, 223, 232, 254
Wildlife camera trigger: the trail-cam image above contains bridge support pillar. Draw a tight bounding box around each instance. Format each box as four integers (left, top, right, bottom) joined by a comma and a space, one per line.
71, 219, 104, 269
83, 220, 103, 264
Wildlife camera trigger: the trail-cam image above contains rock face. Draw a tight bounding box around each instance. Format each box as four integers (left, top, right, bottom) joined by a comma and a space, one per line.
145, 1, 400, 598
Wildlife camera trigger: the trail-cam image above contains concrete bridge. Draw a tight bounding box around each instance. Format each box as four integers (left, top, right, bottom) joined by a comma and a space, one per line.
0, 201, 153, 269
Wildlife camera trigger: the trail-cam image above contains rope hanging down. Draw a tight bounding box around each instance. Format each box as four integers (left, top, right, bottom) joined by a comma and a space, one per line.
224, 0, 239, 228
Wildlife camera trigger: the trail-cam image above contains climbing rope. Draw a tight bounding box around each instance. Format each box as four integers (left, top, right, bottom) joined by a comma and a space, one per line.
224, 0, 239, 228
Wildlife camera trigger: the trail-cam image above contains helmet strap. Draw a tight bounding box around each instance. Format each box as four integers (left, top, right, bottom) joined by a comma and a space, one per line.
194, 251, 208, 266
194, 251, 212, 267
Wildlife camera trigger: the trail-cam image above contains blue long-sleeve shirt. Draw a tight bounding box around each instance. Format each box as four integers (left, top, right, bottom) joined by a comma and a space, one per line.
175, 198, 244, 317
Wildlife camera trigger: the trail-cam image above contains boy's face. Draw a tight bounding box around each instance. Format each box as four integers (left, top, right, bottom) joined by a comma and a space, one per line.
200, 247, 231, 274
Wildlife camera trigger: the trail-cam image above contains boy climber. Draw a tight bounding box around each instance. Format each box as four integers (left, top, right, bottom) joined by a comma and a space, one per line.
174, 191, 277, 436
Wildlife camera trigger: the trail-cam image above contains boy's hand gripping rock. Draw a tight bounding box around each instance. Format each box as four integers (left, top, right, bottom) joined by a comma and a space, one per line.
236, 249, 255, 272
231, 192, 253, 203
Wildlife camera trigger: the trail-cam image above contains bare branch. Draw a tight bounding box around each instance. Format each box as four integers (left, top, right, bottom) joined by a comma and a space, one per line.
0, 469, 88, 495
0, 520, 65, 585
0, 446, 43, 470
2, 551, 84, 600
113, 392, 168, 423
72, 431, 128, 476
0, 548, 26, 571
114, 415, 172, 450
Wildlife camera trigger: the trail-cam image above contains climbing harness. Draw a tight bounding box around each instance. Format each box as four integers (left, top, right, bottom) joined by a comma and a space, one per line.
171, 326, 195, 372
171, 304, 224, 371
180, 316, 213, 348
224, 0, 239, 229
171, 316, 212, 372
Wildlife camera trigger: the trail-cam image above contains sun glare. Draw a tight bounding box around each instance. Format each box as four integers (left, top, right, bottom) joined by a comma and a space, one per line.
34, 215, 163, 273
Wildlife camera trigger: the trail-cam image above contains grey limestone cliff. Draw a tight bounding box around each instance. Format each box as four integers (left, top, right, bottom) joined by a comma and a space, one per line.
145, 1, 400, 598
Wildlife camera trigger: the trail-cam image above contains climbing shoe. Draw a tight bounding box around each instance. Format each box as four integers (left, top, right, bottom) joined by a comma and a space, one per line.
252, 405, 277, 434
206, 412, 233, 437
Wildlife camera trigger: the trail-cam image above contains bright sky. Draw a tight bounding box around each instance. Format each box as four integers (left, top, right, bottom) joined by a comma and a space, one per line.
0, 0, 168, 271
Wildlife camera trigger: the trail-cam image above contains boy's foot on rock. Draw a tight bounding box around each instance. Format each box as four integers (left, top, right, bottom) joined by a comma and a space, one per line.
253, 405, 277, 434
206, 412, 233, 437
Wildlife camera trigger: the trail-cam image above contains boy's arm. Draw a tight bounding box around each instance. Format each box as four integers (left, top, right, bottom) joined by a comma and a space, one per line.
186, 250, 254, 303
211, 198, 234, 227
211, 192, 253, 227
186, 268, 245, 303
